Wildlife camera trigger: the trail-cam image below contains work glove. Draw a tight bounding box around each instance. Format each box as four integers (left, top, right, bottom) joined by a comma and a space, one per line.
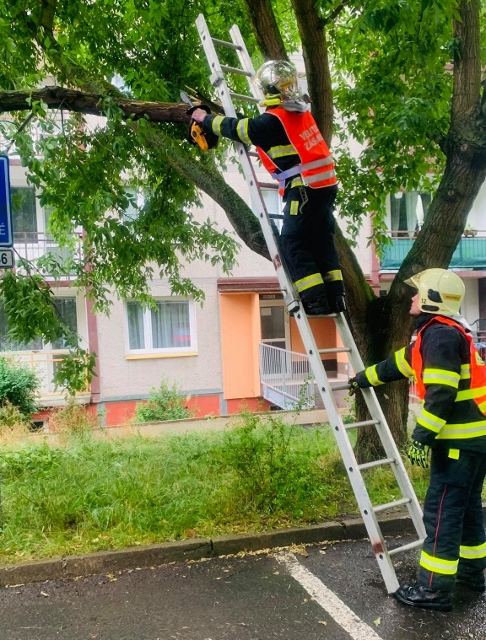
407, 440, 430, 468
186, 105, 219, 151
348, 377, 360, 396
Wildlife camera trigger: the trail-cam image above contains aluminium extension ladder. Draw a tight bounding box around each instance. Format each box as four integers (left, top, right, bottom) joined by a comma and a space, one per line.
195, 13, 426, 594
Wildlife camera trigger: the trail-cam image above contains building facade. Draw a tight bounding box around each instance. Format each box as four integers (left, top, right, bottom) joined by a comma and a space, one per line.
6, 150, 486, 428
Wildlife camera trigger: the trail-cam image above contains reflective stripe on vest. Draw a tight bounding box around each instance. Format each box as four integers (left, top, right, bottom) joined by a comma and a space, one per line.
255, 107, 337, 194
411, 316, 486, 419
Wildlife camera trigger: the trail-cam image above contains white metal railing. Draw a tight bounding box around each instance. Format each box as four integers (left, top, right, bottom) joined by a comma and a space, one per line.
1, 351, 90, 400
259, 343, 316, 410
13, 232, 84, 280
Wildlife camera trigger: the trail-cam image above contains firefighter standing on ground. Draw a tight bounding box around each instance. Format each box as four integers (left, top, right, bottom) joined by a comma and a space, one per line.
349, 268, 486, 611
191, 60, 345, 315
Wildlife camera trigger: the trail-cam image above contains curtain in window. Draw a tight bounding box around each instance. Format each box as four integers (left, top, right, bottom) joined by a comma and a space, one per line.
127, 302, 145, 349
151, 302, 190, 348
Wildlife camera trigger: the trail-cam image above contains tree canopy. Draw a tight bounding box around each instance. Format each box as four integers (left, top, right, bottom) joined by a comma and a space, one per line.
0, 0, 485, 442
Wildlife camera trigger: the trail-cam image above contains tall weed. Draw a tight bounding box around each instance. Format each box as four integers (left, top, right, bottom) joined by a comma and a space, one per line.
48, 400, 98, 443
0, 401, 31, 445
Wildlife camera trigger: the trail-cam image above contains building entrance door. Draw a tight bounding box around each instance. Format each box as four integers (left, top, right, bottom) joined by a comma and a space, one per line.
259, 294, 290, 351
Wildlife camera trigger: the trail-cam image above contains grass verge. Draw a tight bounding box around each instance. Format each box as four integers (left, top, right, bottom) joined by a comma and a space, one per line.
0, 412, 429, 564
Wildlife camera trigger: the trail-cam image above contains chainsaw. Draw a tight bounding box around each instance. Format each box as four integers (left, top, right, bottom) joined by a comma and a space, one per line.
180, 91, 219, 152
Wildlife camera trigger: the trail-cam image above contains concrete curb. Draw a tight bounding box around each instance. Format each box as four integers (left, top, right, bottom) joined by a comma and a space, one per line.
0, 514, 416, 587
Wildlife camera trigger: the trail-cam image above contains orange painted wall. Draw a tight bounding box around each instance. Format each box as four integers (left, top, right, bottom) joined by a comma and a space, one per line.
289, 316, 336, 357
186, 394, 220, 418
226, 397, 272, 414
219, 293, 261, 400
105, 400, 138, 426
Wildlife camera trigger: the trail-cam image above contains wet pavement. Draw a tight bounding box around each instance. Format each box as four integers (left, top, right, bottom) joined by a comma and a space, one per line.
0, 538, 484, 640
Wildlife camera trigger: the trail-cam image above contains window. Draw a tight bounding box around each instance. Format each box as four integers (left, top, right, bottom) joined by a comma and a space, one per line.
11, 187, 37, 241
126, 299, 196, 354
122, 189, 144, 222
389, 191, 431, 237
261, 188, 283, 231
0, 296, 77, 352
0, 303, 43, 351
52, 298, 78, 349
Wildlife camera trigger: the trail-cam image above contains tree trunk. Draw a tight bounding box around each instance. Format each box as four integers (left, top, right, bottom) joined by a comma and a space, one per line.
242, 0, 287, 60
289, 0, 333, 144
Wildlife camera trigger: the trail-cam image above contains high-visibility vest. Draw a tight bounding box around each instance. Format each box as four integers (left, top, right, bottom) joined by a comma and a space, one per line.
256, 107, 337, 195
411, 315, 486, 414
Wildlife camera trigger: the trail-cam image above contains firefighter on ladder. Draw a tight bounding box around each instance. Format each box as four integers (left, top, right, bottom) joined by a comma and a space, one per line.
349, 268, 486, 611
191, 60, 345, 315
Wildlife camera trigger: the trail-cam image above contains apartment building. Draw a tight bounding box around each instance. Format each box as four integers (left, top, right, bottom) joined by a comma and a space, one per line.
5, 148, 486, 427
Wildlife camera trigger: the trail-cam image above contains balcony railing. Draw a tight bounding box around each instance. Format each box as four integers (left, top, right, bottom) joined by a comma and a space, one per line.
13, 232, 83, 280
259, 343, 316, 410
2, 350, 90, 404
380, 231, 486, 271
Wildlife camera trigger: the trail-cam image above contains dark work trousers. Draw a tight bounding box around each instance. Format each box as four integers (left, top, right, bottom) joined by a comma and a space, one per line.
418, 448, 486, 591
280, 184, 343, 303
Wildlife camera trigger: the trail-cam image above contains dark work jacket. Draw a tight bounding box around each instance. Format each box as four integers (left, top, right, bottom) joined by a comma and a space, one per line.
355, 313, 486, 453
201, 111, 337, 199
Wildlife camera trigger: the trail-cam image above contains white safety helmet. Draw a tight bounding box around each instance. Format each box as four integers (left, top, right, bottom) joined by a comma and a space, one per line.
256, 60, 304, 105
405, 268, 465, 317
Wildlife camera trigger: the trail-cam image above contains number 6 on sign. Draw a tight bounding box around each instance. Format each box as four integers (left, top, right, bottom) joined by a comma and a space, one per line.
0, 248, 14, 268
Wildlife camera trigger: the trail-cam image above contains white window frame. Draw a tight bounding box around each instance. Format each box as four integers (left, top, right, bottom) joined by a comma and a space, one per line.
125, 297, 197, 357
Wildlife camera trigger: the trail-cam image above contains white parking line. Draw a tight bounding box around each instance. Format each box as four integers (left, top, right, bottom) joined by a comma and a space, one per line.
276, 552, 382, 640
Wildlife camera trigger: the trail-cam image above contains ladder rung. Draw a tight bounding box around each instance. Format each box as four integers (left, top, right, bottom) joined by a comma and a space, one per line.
248, 151, 260, 158
269, 214, 284, 220
211, 37, 241, 51
257, 182, 278, 190
388, 539, 424, 557
330, 382, 351, 391
373, 497, 411, 514
221, 64, 252, 77
229, 91, 260, 103
358, 457, 395, 471
305, 312, 338, 319
318, 347, 351, 354
344, 419, 380, 430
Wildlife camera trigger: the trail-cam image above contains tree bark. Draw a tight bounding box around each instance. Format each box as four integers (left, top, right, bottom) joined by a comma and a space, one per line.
242, 0, 287, 60
289, 0, 333, 145
0, 87, 191, 122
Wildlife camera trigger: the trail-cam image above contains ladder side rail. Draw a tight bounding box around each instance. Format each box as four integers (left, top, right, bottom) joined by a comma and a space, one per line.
196, 18, 288, 294
334, 314, 426, 540
229, 24, 266, 114
196, 14, 238, 118
290, 307, 399, 593
195, 13, 414, 593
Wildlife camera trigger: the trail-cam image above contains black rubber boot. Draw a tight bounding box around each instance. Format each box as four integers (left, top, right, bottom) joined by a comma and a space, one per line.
303, 296, 331, 316
394, 584, 453, 612
330, 294, 346, 313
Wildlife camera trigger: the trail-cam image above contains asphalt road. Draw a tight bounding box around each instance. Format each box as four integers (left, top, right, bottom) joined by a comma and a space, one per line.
0, 538, 484, 640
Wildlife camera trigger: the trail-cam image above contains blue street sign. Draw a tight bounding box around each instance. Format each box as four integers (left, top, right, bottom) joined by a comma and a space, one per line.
0, 156, 13, 247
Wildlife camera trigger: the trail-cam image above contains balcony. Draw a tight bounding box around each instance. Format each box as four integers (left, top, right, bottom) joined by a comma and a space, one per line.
380, 231, 486, 271
13, 232, 83, 280
2, 350, 90, 406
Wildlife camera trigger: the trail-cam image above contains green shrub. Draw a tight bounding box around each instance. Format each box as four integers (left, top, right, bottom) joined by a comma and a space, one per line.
218, 412, 330, 516
0, 357, 39, 417
135, 378, 192, 423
